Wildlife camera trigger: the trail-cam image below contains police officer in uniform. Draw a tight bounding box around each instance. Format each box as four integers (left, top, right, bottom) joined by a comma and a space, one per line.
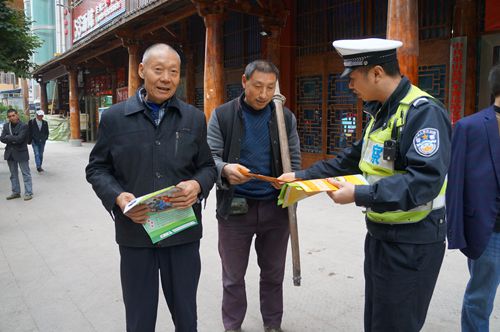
279, 38, 451, 331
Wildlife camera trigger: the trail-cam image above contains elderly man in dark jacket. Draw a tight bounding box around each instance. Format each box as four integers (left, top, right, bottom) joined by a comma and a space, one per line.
86, 44, 216, 332
1, 108, 33, 200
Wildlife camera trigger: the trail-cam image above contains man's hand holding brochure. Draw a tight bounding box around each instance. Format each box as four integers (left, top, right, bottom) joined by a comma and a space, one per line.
122, 186, 198, 244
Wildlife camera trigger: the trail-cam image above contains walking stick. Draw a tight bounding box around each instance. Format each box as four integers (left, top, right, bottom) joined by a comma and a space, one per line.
273, 80, 301, 286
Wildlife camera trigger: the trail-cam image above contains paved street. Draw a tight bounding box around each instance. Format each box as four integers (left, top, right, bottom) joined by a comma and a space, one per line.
0, 141, 498, 332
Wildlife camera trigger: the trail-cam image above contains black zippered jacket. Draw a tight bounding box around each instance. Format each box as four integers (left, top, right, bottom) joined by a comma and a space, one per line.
86, 90, 216, 247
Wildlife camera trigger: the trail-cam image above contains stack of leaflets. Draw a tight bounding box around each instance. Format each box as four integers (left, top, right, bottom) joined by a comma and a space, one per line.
124, 186, 198, 244
277, 175, 369, 208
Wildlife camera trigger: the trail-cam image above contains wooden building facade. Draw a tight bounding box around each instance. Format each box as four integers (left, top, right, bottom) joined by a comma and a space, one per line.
32, 0, 500, 166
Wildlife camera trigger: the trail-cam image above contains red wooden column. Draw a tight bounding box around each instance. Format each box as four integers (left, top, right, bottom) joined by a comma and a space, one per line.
452, 0, 478, 117
67, 68, 82, 146
194, 0, 225, 120
386, 0, 419, 84
122, 39, 141, 98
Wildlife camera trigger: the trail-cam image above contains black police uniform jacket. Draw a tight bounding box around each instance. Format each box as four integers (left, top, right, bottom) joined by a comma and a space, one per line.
86, 91, 217, 247
295, 77, 451, 244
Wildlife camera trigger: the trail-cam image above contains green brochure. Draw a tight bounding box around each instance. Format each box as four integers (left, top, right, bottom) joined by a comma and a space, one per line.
124, 186, 198, 244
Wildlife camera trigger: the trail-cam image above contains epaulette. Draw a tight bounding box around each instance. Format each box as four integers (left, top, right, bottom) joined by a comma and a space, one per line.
412, 97, 429, 108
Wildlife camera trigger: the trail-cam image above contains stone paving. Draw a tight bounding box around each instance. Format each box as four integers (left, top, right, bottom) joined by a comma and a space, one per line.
0, 141, 498, 331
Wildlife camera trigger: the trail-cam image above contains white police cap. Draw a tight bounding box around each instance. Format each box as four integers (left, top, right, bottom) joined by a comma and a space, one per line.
332, 38, 403, 78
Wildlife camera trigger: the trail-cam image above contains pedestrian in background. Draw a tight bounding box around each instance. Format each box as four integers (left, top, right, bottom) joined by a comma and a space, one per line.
28, 110, 49, 172
1, 108, 33, 200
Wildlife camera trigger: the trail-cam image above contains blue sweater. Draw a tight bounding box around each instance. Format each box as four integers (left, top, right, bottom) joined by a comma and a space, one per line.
235, 100, 278, 200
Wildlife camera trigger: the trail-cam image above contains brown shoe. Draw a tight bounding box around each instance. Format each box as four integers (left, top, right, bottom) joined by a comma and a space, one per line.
6, 193, 21, 200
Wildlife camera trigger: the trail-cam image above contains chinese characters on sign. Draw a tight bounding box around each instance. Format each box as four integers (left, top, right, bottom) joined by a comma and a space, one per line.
448, 37, 467, 124
73, 0, 126, 42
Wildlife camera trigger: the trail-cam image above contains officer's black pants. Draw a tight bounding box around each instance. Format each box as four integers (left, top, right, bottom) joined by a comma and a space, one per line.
119, 241, 200, 332
364, 233, 445, 332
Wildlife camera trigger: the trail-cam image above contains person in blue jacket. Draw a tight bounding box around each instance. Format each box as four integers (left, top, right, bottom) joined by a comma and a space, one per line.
280, 38, 451, 332
447, 63, 500, 332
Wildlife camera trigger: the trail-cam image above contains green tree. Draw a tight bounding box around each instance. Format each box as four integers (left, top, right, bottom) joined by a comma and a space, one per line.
0, 0, 41, 78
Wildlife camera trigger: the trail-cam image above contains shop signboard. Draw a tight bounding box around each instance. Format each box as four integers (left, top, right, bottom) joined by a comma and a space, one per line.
72, 0, 126, 43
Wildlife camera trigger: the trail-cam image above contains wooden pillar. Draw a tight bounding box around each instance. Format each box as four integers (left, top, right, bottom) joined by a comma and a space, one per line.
259, 0, 295, 110
386, 0, 419, 84
452, 0, 478, 117
68, 68, 82, 146
39, 81, 49, 114
194, 1, 225, 120
122, 39, 141, 98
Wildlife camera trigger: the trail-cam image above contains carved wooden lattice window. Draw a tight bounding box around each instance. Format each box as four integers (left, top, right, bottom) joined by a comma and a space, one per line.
370, 0, 388, 37
226, 83, 243, 101
327, 74, 359, 156
296, 76, 323, 153
419, 0, 452, 40
418, 65, 447, 105
327, 0, 362, 41
296, 0, 361, 56
224, 13, 261, 68
195, 87, 204, 111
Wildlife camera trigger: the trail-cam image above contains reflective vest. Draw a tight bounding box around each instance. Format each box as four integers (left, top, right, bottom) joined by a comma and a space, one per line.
358, 85, 446, 224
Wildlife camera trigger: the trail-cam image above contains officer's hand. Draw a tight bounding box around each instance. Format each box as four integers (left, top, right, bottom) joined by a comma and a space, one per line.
274, 172, 297, 189
222, 164, 251, 185
170, 180, 201, 209
116, 192, 150, 224
326, 179, 355, 204
277, 172, 296, 183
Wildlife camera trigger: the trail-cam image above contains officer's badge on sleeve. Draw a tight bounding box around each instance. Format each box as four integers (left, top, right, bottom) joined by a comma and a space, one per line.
413, 128, 439, 157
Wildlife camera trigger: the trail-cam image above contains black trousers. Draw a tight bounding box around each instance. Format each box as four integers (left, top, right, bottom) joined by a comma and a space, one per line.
119, 241, 200, 332
364, 233, 445, 332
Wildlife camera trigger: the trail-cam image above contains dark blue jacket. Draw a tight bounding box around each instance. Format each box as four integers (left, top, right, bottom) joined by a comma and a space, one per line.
86, 91, 216, 247
446, 105, 500, 259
